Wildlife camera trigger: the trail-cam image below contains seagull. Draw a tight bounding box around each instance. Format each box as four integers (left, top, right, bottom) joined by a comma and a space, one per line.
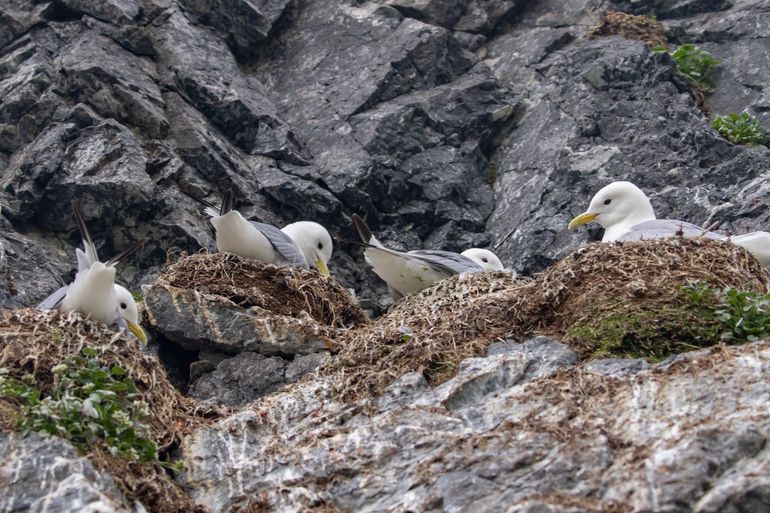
188, 190, 332, 275
36, 203, 148, 343
460, 248, 505, 271
352, 213, 505, 299
568, 181, 770, 265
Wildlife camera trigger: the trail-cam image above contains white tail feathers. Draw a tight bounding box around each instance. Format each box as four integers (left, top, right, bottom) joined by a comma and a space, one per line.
729, 232, 770, 266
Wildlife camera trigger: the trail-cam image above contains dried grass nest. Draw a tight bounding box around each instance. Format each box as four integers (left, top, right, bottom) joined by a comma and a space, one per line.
589, 10, 668, 48
0, 308, 218, 513
320, 238, 770, 401
159, 252, 368, 329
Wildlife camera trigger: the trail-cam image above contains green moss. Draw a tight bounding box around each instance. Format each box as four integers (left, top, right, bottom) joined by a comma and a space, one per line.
565, 300, 722, 360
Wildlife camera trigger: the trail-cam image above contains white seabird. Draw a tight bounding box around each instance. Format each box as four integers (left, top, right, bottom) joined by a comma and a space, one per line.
192, 190, 332, 275
568, 181, 770, 265
352, 213, 505, 299
37, 203, 148, 343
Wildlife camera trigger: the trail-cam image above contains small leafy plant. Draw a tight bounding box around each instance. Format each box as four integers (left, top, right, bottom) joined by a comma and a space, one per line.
654, 43, 721, 92
0, 348, 160, 463
681, 283, 770, 342
712, 112, 768, 146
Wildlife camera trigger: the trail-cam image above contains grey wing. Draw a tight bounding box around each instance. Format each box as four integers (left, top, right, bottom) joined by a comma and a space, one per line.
248, 221, 309, 269
618, 219, 727, 241
407, 249, 484, 275
36, 285, 69, 310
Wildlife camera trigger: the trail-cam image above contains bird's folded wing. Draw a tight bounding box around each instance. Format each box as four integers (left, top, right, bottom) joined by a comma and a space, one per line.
730, 232, 770, 266
617, 219, 727, 241
36, 285, 69, 310
406, 249, 484, 275
249, 221, 309, 268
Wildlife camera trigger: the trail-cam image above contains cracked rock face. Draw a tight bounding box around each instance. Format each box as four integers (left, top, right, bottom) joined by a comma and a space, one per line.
1, 0, 768, 312
0, 431, 137, 513
179, 338, 770, 513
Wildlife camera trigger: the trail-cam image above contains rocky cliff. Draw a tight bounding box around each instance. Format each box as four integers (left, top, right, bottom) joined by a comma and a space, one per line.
1, 0, 770, 511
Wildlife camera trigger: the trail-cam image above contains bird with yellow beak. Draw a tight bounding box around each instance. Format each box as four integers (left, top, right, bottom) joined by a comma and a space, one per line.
189, 190, 332, 276
36, 203, 149, 344
568, 181, 770, 265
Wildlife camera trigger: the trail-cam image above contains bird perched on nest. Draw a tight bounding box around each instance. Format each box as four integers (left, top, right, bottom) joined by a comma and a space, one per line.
568, 181, 770, 265
36, 203, 148, 343
187, 190, 332, 276
351, 213, 505, 299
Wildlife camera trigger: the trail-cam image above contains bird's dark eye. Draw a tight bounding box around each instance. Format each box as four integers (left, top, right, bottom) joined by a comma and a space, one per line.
482, 258, 488, 263
120, 302, 127, 309
317, 242, 323, 250
603, 198, 612, 205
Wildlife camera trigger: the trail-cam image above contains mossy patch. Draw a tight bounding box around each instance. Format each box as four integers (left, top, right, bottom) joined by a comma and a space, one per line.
564, 299, 721, 360
589, 11, 667, 48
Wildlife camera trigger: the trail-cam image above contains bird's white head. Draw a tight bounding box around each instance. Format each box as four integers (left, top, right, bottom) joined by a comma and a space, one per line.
568, 181, 656, 240
114, 285, 148, 344
461, 248, 505, 271
281, 221, 333, 276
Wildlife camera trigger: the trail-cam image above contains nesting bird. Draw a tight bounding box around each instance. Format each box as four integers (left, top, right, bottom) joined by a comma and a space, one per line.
36, 203, 148, 343
190, 190, 332, 275
352, 214, 505, 299
568, 181, 770, 265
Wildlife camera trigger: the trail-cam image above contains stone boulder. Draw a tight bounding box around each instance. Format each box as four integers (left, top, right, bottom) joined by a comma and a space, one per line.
143, 252, 367, 403
178, 337, 770, 512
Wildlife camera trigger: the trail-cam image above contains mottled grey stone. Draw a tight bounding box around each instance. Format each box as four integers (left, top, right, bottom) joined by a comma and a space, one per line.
143, 282, 339, 355
180, 340, 770, 513
285, 351, 331, 383
190, 352, 287, 405
586, 357, 651, 376
177, 0, 291, 58
0, 431, 137, 512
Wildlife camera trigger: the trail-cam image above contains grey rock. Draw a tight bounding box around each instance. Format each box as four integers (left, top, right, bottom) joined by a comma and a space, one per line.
180, 340, 770, 513
190, 351, 287, 405
153, 10, 307, 164
143, 282, 339, 355
585, 357, 651, 376
57, 31, 168, 138
454, 0, 517, 34
285, 351, 331, 383
0, 431, 137, 512
60, 0, 141, 25
178, 0, 291, 58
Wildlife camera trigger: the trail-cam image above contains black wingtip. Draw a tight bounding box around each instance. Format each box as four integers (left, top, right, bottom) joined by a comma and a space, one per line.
220, 190, 233, 216
105, 238, 149, 267
70, 201, 93, 249
180, 188, 217, 210
351, 213, 373, 244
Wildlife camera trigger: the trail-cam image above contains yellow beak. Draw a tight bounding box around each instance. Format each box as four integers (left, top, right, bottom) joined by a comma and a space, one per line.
315, 258, 330, 277
127, 321, 148, 345
568, 212, 599, 230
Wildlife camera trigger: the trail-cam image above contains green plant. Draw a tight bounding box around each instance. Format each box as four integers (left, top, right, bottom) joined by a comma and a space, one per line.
0, 349, 163, 464
131, 290, 144, 302
711, 112, 768, 146
680, 283, 770, 342
654, 43, 720, 92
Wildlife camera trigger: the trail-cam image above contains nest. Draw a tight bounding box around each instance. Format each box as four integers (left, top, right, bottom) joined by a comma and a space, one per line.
0, 308, 218, 513
537, 238, 770, 358
589, 11, 668, 48
318, 271, 538, 401
320, 238, 770, 402
160, 253, 367, 329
